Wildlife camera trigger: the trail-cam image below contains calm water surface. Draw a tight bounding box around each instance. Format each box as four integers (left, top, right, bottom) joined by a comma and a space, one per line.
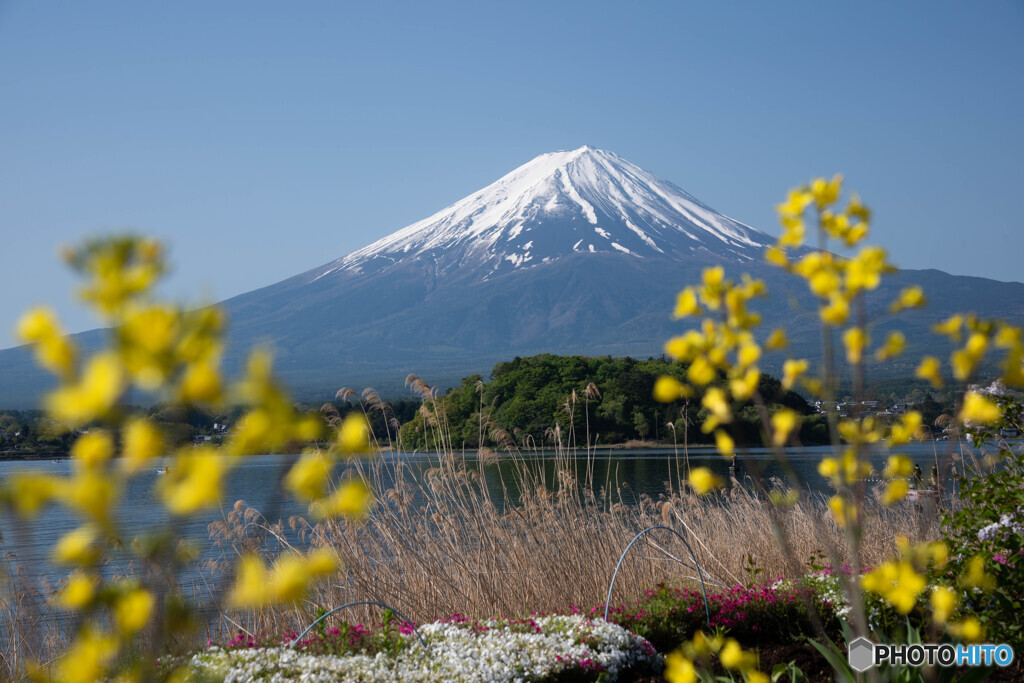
0, 442, 982, 578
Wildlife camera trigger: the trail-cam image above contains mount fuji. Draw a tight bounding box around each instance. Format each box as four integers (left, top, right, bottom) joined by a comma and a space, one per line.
1, 147, 1022, 404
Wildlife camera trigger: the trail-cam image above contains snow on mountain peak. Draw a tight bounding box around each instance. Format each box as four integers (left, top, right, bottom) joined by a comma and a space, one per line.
314, 147, 772, 281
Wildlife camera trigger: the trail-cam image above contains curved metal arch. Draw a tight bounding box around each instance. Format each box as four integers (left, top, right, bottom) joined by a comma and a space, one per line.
289, 600, 426, 649
604, 525, 712, 628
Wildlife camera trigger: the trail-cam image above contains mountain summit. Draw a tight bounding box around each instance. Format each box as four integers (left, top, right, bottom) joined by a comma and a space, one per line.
0, 148, 1021, 405
310, 147, 770, 282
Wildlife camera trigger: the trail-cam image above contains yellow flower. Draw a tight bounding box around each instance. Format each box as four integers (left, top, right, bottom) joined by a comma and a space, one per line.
45, 352, 125, 426
933, 314, 964, 341
931, 586, 957, 624
318, 479, 373, 519
53, 571, 98, 609
915, 356, 944, 388
736, 343, 760, 368
770, 409, 800, 447
960, 555, 996, 591
228, 555, 269, 608
875, 331, 906, 361
17, 307, 78, 377
889, 412, 922, 445
121, 418, 164, 473
861, 560, 927, 613
890, 286, 926, 312
7, 472, 59, 516
881, 479, 908, 505
114, 587, 155, 635
673, 288, 702, 318
653, 376, 685, 403
268, 549, 339, 603
688, 467, 723, 495
764, 328, 788, 350
842, 327, 868, 365
70, 431, 114, 469
958, 392, 1001, 425
845, 246, 888, 292
687, 356, 716, 386
810, 174, 842, 209
777, 188, 813, 217
53, 526, 101, 566
179, 360, 223, 404
719, 638, 757, 670
929, 542, 949, 568
819, 294, 849, 325
338, 412, 372, 453
714, 430, 735, 457
828, 495, 856, 527
781, 359, 808, 390
701, 387, 732, 431
884, 454, 914, 478
285, 452, 332, 501
60, 470, 117, 523
779, 217, 805, 247
951, 617, 984, 643
59, 628, 119, 683
159, 449, 227, 515
729, 367, 759, 401
17, 306, 61, 342
818, 458, 839, 481
765, 246, 789, 268
664, 650, 697, 683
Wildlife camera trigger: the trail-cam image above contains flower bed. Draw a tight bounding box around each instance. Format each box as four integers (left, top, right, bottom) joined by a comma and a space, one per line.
596, 581, 834, 652
179, 614, 660, 682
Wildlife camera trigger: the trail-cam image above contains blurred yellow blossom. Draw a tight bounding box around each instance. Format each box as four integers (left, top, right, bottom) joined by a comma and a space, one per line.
673, 288, 701, 318
59, 628, 119, 683
875, 331, 906, 361
764, 328, 788, 350
53, 526, 101, 566
770, 409, 800, 447
664, 650, 696, 683
53, 571, 98, 610
781, 359, 808, 390
318, 479, 373, 519
114, 587, 155, 635
931, 586, 957, 624
653, 375, 686, 403
862, 560, 927, 613
338, 412, 372, 453
960, 555, 996, 591
958, 392, 1002, 425
285, 452, 332, 501
121, 418, 164, 473
70, 431, 114, 469
688, 467, 723, 495
842, 327, 868, 365
714, 430, 734, 457
159, 449, 227, 515
951, 617, 984, 643
45, 352, 125, 426
915, 356, 944, 388
890, 286, 926, 312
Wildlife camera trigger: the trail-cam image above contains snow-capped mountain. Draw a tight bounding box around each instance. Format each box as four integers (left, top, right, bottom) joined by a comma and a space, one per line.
1, 147, 1022, 405
309, 147, 771, 282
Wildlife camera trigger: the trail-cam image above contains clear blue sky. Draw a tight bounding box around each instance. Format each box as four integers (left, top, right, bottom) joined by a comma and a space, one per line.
2, 1, 1022, 346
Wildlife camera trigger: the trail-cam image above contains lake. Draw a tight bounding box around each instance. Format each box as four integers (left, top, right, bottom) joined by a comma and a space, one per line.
0, 440, 981, 577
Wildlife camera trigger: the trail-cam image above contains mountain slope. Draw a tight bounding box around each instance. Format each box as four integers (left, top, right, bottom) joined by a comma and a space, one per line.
1, 147, 1022, 406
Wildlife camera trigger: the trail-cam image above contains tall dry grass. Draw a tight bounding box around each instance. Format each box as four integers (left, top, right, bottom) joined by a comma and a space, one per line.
210, 446, 941, 638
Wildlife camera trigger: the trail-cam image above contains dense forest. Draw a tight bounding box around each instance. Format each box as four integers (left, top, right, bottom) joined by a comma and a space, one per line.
396, 354, 826, 450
